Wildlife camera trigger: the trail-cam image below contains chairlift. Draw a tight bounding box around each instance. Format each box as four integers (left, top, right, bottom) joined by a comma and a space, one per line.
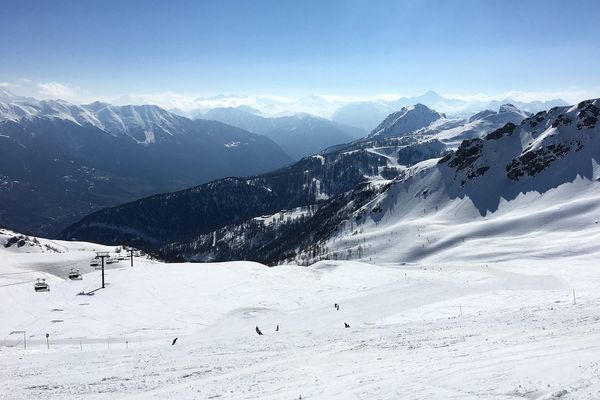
68, 268, 82, 281
34, 278, 50, 292
90, 259, 100, 267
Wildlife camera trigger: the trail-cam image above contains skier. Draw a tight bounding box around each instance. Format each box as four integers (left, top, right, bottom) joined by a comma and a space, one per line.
334, 303, 340, 310
255, 326, 263, 335
276, 324, 279, 332
344, 323, 350, 328
171, 337, 178, 345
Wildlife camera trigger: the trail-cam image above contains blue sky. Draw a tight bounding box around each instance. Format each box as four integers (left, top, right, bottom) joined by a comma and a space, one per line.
1, 0, 599, 108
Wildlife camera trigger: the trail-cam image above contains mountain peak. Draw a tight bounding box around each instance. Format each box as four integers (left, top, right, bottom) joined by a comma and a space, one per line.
369, 103, 445, 138
498, 103, 530, 118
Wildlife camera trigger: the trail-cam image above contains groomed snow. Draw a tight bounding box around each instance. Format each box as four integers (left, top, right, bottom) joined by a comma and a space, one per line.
1, 236, 600, 399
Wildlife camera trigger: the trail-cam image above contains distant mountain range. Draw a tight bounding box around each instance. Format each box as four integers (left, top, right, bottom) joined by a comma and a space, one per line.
331, 90, 567, 131
157, 98, 600, 265
0, 89, 291, 235
198, 106, 366, 159
62, 101, 551, 264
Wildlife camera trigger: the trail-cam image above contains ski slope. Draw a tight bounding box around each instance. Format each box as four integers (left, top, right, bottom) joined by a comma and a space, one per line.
1, 233, 600, 399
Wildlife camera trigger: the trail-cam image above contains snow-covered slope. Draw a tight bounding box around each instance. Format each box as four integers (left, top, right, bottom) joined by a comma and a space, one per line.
420, 103, 530, 147
366, 102, 529, 147
2, 230, 600, 399
368, 103, 445, 138
322, 99, 600, 265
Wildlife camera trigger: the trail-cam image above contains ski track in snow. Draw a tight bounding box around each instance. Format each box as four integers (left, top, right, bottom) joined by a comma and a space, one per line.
1, 237, 600, 399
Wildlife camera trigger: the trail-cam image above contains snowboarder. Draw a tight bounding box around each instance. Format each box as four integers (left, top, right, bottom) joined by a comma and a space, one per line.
171, 337, 178, 345
344, 323, 350, 328
255, 326, 263, 335
276, 324, 279, 332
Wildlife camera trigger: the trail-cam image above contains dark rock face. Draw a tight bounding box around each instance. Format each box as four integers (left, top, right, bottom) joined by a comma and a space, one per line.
485, 123, 517, 140
438, 153, 452, 164
506, 143, 570, 181
447, 138, 484, 171
528, 111, 547, 128
467, 166, 490, 179
552, 114, 572, 128
576, 101, 599, 130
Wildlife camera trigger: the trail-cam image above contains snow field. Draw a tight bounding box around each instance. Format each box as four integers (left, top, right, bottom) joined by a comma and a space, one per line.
1, 244, 600, 399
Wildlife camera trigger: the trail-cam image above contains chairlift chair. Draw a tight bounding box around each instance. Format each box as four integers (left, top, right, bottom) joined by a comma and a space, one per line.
90, 259, 100, 268
68, 268, 82, 281
34, 278, 50, 292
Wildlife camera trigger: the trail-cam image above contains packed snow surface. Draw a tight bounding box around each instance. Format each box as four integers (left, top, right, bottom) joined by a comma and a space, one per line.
1, 231, 600, 399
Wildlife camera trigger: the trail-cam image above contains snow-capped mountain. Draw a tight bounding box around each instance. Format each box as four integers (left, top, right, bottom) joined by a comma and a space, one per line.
300, 99, 600, 265
64, 99, 600, 265
200, 106, 366, 159
417, 103, 531, 147
0, 93, 202, 145
59, 103, 529, 254
0, 90, 292, 235
368, 104, 446, 139
332, 90, 568, 131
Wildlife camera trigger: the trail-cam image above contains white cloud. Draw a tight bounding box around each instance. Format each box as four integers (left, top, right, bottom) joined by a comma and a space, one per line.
2, 79, 597, 118
443, 89, 591, 105
108, 89, 599, 119
37, 82, 79, 101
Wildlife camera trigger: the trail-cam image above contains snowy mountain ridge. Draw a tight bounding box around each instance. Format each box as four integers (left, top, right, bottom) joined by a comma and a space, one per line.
368, 103, 446, 139
149, 99, 600, 265
0, 92, 190, 145
332, 90, 568, 131
60, 102, 536, 255
312, 98, 600, 265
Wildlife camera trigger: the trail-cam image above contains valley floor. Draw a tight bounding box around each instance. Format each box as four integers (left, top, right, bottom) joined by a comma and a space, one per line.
1, 243, 599, 399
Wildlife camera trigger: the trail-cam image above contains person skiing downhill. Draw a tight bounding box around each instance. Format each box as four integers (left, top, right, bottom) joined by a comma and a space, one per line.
255, 326, 263, 335
172, 337, 178, 345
